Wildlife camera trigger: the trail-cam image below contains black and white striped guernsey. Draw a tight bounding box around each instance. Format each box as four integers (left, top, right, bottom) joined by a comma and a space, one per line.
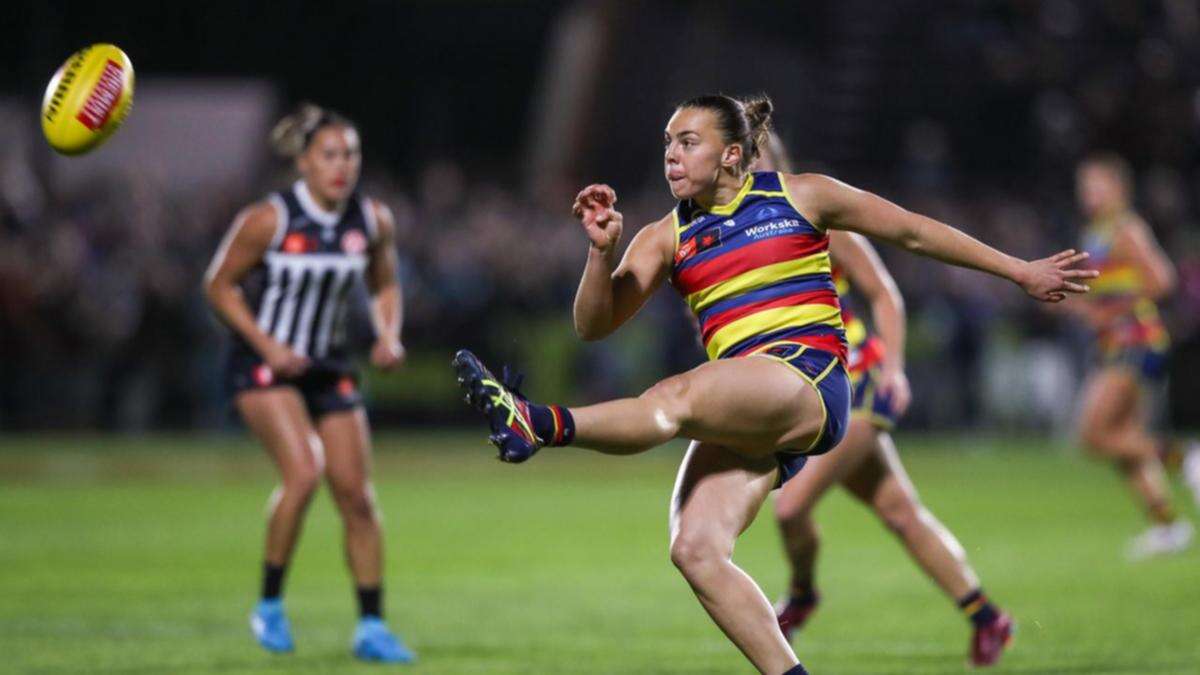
239, 180, 377, 366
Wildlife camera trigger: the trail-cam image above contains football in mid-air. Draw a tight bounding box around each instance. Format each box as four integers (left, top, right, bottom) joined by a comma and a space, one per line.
41, 43, 135, 156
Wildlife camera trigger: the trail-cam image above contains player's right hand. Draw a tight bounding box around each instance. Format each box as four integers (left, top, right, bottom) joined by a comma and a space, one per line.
1017, 249, 1098, 303
572, 184, 623, 253
262, 341, 311, 378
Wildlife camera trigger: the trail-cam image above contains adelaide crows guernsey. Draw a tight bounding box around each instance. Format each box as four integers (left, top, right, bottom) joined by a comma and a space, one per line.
1081, 215, 1168, 356
671, 172, 846, 362
238, 180, 378, 369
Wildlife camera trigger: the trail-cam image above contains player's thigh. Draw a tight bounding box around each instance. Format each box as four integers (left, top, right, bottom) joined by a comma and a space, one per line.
776, 417, 877, 518
317, 408, 374, 495
1078, 366, 1140, 434
669, 441, 779, 557
670, 356, 826, 456
236, 387, 324, 480
841, 431, 918, 509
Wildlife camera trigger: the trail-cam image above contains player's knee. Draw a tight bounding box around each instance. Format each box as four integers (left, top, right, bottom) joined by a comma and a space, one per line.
669, 530, 729, 579
332, 483, 377, 524
284, 464, 322, 499
641, 374, 693, 430
875, 493, 921, 535
1078, 424, 1112, 456
774, 491, 813, 525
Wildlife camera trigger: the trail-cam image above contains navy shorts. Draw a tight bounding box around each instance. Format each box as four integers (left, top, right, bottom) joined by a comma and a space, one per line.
750, 342, 851, 488
225, 345, 362, 419
1101, 344, 1169, 381
850, 364, 898, 431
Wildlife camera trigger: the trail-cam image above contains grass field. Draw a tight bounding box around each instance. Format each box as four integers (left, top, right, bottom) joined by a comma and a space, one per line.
1, 432, 1197, 674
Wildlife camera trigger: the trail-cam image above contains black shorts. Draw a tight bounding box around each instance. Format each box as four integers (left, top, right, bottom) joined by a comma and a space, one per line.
225, 345, 362, 419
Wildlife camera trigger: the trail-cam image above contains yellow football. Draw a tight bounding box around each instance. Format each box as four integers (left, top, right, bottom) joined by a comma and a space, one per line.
41, 44, 135, 156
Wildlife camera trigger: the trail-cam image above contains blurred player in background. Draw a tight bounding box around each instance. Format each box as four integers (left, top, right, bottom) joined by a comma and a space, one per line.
453, 94, 1093, 674
755, 135, 1012, 667
204, 104, 413, 662
1072, 153, 1200, 559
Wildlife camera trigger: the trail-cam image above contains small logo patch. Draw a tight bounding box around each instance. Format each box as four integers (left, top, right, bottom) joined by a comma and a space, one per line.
337, 377, 356, 398
282, 233, 314, 254
253, 365, 274, 387
341, 229, 367, 254
695, 226, 723, 253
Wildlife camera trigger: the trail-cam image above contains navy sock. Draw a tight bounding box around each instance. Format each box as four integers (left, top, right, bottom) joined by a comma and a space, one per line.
957, 589, 999, 627
357, 586, 382, 619
782, 664, 809, 675
528, 403, 575, 446
262, 563, 286, 600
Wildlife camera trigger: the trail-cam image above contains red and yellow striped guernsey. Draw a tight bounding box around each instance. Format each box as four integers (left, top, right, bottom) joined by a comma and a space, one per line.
670, 171, 847, 362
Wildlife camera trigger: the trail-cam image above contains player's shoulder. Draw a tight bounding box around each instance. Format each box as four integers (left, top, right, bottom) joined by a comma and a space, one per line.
779, 172, 852, 199
1113, 211, 1158, 247
359, 195, 395, 241
234, 200, 283, 246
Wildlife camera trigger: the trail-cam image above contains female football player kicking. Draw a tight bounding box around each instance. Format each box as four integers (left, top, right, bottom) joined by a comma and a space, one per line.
453, 94, 1093, 674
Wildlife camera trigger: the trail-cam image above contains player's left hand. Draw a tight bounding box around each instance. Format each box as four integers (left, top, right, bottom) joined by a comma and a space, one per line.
878, 365, 912, 417
1017, 249, 1098, 302
371, 338, 406, 371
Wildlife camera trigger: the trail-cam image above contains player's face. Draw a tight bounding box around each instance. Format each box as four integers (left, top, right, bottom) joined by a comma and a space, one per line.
664, 108, 738, 200
298, 125, 361, 206
1076, 163, 1126, 218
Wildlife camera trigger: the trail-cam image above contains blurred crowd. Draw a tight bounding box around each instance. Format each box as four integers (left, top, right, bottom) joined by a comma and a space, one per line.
4, 0, 1200, 431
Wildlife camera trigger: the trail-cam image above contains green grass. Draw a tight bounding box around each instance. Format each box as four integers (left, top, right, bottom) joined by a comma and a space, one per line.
1, 433, 1197, 674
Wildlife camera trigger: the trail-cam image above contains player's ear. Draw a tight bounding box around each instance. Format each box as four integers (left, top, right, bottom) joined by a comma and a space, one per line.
721, 143, 742, 170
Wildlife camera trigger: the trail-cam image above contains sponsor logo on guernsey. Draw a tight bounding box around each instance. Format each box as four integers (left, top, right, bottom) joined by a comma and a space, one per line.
757, 206, 779, 219
341, 229, 368, 254
744, 219, 804, 240
253, 365, 274, 387
337, 376, 356, 398
75, 59, 124, 130
723, 218, 737, 228
282, 232, 315, 254
675, 237, 697, 265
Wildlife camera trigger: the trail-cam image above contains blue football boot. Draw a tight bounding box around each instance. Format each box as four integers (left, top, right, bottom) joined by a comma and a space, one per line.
452, 349, 543, 463
352, 616, 415, 664
249, 598, 294, 653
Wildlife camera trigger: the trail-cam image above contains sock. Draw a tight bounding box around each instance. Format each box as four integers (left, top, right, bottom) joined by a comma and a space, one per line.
357, 586, 382, 619
782, 664, 809, 675
789, 583, 819, 607
528, 403, 575, 446
957, 589, 999, 628
262, 563, 287, 600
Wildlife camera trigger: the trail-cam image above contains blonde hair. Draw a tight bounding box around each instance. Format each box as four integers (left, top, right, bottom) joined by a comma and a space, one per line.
269, 102, 354, 158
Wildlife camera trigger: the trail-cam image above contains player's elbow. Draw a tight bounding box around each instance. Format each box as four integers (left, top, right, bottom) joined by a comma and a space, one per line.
1148, 269, 1176, 300
899, 227, 925, 255
574, 320, 611, 342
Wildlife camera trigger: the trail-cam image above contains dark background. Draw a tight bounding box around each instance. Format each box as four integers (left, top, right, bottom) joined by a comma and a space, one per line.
3, 0, 1199, 433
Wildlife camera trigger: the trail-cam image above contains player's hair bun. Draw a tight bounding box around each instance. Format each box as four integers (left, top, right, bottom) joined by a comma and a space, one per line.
740, 94, 774, 162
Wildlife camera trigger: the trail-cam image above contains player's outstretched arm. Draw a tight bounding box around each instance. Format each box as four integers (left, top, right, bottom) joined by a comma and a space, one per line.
571, 184, 674, 340
787, 173, 1098, 303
